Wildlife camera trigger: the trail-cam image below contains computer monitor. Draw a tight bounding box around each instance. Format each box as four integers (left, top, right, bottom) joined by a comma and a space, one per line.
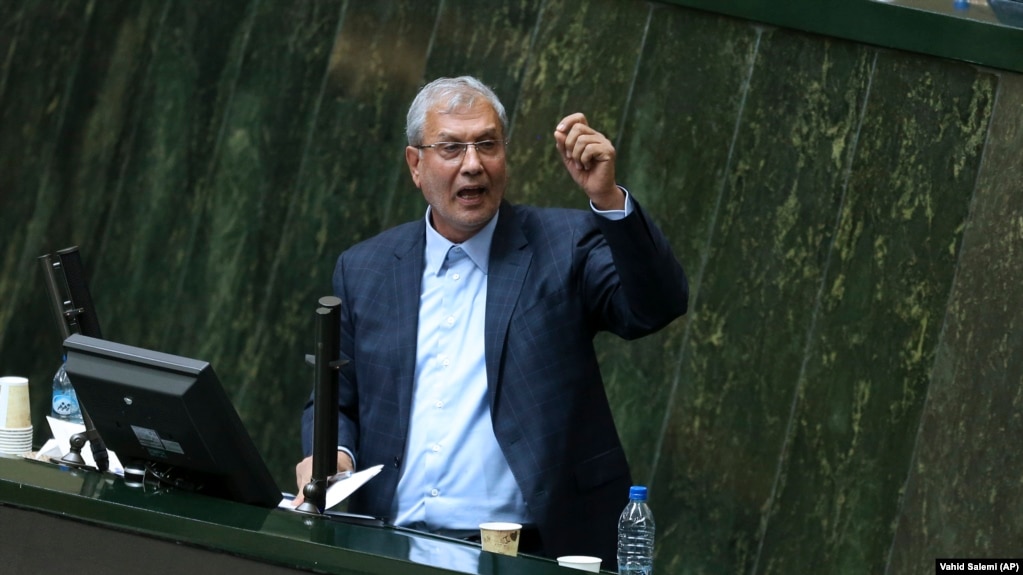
62, 333, 282, 508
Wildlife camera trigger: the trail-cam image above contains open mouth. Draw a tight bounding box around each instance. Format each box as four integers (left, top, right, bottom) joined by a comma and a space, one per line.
456, 186, 486, 202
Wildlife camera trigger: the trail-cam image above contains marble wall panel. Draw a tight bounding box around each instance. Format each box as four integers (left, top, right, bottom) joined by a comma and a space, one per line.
91, 1, 255, 353
888, 72, 1023, 575
423, 0, 543, 116
0, 0, 27, 124
757, 53, 995, 575
57, 0, 165, 253
0, 1, 1019, 572
651, 26, 874, 575
610, 6, 761, 486
1, 0, 258, 439
0, 0, 117, 437
508, 0, 649, 207
158, 0, 344, 372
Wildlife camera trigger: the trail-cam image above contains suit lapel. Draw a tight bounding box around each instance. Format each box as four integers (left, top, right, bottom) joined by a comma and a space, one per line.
390, 222, 426, 442
485, 202, 532, 409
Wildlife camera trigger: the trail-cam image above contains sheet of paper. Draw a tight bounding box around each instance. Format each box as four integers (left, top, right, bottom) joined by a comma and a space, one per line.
326, 464, 383, 509
278, 464, 384, 511
45, 415, 125, 475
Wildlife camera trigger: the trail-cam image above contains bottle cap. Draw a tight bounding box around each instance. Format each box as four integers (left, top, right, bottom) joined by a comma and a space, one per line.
629, 485, 648, 501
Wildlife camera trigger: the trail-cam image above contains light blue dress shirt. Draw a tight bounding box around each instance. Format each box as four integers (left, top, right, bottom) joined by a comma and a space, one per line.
392, 191, 632, 536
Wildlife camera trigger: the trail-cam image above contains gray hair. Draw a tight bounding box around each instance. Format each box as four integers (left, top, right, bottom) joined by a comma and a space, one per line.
406, 76, 508, 146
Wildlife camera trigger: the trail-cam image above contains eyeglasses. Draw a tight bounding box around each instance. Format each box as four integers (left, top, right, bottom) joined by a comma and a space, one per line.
415, 140, 506, 161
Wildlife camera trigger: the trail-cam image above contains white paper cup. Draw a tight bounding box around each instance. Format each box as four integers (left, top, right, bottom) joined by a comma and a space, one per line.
0, 428, 32, 438
0, 377, 31, 429
557, 555, 602, 572
0, 442, 31, 455
0, 442, 32, 449
0, 427, 32, 454
479, 522, 522, 556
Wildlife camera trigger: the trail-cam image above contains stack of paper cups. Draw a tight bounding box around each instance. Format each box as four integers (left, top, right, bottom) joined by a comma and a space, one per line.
0, 376, 33, 455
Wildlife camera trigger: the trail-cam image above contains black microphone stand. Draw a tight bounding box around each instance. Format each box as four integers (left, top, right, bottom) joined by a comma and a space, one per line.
295, 296, 345, 514
38, 247, 110, 472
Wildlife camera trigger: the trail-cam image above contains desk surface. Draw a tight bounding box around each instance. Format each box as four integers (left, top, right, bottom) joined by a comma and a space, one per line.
0, 456, 578, 575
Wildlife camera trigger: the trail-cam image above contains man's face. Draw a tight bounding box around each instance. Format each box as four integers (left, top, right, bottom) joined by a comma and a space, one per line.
405, 100, 507, 244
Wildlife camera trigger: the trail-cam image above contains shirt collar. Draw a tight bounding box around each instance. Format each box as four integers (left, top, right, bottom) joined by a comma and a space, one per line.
423, 206, 498, 275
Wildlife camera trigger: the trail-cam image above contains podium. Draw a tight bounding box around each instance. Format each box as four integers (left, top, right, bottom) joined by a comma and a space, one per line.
0, 456, 572, 575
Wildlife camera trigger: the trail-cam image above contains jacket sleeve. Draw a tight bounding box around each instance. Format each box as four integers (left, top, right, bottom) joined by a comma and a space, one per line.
586, 197, 689, 339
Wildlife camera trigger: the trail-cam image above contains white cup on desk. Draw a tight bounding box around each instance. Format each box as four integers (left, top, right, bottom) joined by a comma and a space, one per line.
557, 555, 602, 572
478, 522, 522, 556
0, 376, 32, 455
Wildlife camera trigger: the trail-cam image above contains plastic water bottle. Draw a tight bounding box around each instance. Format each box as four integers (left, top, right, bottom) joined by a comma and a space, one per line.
51, 356, 83, 424
618, 485, 655, 575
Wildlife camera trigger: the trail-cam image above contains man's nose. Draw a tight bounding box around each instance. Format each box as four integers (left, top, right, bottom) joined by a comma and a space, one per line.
460, 145, 483, 172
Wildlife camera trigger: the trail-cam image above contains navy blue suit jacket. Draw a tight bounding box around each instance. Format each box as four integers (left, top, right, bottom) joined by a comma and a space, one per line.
303, 198, 688, 564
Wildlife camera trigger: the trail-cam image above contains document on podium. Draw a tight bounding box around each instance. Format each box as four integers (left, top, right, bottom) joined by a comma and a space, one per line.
279, 464, 383, 511
38, 416, 125, 475
325, 464, 383, 509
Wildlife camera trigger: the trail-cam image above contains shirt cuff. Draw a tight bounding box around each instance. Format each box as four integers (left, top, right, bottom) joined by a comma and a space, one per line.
338, 446, 357, 470
590, 186, 633, 220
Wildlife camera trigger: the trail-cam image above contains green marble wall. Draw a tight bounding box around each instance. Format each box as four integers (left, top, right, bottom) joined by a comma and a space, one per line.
0, 1, 1019, 573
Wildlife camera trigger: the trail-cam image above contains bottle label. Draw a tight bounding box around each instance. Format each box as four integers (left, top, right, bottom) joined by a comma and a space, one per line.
52, 394, 80, 417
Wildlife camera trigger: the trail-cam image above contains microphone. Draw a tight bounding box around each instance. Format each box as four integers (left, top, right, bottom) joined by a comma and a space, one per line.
296, 296, 344, 514
37, 247, 110, 473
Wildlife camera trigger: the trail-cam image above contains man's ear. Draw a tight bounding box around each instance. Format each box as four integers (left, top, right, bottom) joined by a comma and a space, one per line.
405, 146, 422, 188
